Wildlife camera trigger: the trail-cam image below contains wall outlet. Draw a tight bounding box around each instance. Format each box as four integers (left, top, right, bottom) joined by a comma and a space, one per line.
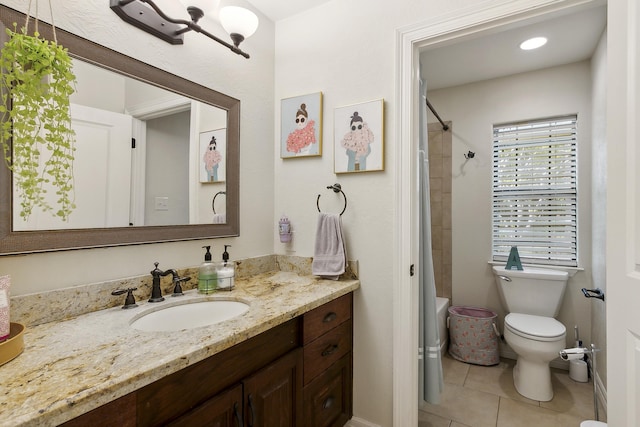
155, 197, 169, 211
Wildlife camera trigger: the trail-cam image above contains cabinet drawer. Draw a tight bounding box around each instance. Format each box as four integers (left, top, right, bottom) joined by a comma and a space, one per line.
303, 320, 352, 385
303, 293, 352, 345
303, 354, 352, 427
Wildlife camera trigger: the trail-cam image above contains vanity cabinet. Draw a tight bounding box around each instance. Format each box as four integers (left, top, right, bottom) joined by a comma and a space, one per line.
302, 293, 353, 427
168, 349, 303, 427
60, 292, 353, 427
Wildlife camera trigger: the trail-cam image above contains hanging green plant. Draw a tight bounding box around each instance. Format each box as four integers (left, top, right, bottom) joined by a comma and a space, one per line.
0, 21, 76, 221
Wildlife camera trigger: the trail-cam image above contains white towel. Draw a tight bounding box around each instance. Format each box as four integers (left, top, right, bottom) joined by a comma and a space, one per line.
312, 213, 347, 280
213, 213, 226, 224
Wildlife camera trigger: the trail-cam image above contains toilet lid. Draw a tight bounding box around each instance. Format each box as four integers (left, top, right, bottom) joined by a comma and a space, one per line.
505, 313, 566, 340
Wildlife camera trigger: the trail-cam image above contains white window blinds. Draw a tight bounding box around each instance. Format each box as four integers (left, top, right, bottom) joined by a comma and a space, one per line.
492, 115, 578, 267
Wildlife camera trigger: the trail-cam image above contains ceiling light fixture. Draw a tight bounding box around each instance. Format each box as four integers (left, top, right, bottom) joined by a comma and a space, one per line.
519, 36, 548, 51
110, 0, 259, 59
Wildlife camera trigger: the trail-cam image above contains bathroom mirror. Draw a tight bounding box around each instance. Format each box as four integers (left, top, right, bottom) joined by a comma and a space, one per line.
0, 5, 240, 254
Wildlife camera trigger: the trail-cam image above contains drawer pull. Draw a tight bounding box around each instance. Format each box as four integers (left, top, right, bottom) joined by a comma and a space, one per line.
321, 344, 339, 357
322, 396, 335, 410
323, 312, 337, 323
233, 401, 243, 427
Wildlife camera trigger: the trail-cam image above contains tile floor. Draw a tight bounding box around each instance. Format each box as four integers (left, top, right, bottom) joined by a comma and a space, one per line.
419, 354, 603, 427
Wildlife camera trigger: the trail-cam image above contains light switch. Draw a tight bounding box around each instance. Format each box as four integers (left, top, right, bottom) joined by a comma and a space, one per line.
155, 197, 169, 211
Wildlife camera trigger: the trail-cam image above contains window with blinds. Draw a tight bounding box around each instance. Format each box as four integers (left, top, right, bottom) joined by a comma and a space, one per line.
492, 115, 578, 267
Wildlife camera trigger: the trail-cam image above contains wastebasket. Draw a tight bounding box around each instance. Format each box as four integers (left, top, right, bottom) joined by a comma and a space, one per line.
448, 306, 499, 366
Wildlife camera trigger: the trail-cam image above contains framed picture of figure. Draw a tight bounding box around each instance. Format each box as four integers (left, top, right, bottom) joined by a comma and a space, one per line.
280, 92, 323, 158
199, 128, 226, 183
334, 99, 384, 174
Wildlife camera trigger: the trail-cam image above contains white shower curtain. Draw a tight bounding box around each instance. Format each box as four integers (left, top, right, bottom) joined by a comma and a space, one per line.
419, 79, 444, 405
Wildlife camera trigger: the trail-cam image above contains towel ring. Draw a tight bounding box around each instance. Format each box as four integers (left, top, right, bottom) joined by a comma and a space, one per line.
212, 191, 226, 214
317, 183, 347, 216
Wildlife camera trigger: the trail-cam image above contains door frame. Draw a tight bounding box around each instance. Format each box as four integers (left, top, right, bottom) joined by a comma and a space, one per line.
605, 0, 638, 425
393, 0, 606, 425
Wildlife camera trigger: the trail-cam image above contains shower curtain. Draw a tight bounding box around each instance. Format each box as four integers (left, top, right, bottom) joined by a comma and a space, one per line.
419, 79, 444, 405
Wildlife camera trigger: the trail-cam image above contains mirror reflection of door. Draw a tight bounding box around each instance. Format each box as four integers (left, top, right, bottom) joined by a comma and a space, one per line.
12, 104, 133, 231
11, 57, 227, 231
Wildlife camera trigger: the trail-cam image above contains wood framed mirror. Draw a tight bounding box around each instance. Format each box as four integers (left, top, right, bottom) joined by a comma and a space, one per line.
0, 5, 240, 255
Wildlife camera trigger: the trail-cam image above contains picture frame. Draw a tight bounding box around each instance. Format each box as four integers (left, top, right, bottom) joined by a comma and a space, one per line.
334, 99, 384, 174
280, 92, 323, 158
199, 128, 226, 183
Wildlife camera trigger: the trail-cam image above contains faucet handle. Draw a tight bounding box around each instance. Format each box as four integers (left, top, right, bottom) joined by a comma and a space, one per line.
172, 276, 191, 297
111, 287, 138, 309
151, 261, 162, 276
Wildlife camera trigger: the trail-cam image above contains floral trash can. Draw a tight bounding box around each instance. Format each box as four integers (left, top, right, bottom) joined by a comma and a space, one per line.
448, 306, 500, 366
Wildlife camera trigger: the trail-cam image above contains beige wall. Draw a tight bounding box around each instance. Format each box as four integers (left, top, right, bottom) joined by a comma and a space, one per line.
428, 122, 452, 300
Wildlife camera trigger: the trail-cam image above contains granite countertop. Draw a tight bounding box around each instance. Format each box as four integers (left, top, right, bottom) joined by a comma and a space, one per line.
0, 269, 359, 427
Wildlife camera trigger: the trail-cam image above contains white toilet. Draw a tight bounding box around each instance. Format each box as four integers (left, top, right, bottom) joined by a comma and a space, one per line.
492, 266, 569, 401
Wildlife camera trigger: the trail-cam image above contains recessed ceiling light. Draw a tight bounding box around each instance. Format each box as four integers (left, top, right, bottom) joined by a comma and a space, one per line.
520, 37, 548, 50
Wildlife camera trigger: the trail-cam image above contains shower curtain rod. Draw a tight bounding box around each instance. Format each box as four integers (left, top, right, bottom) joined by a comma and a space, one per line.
426, 98, 449, 131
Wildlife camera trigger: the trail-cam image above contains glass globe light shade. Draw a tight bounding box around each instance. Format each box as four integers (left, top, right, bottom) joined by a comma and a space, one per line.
219, 6, 259, 39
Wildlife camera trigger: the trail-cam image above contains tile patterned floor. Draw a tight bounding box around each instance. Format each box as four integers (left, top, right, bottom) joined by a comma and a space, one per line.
419, 354, 603, 427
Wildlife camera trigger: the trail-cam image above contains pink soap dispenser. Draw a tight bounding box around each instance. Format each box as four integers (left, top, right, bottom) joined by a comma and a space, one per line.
279, 214, 292, 243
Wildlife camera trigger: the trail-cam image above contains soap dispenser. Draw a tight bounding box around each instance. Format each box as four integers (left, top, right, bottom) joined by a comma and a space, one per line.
198, 245, 217, 294
217, 245, 235, 290
279, 214, 292, 243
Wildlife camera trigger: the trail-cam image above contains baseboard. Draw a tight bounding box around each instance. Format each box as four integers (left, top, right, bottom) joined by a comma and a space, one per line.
594, 368, 608, 420
344, 416, 382, 427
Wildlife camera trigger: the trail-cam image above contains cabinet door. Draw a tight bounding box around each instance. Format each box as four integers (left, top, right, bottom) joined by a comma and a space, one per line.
243, 349, 303, 427
303, 354, 352, 427
167, 384, 243, 427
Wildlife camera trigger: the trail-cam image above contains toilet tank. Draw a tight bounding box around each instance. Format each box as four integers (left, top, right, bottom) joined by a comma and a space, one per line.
492, 266, 568, 318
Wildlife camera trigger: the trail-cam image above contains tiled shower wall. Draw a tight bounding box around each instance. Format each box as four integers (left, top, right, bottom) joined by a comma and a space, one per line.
428, 122, 452, 300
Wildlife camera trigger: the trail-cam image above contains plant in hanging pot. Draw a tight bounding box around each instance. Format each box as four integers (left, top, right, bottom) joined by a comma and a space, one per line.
0, 23, 76, 221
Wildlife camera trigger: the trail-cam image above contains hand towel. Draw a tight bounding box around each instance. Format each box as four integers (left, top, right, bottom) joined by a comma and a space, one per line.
312, 213, 347, 280
212, 213, 226, 224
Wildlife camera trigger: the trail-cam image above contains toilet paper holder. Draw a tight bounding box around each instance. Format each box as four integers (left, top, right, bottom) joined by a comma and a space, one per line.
559, 344, 602, 421
560, 346, 589, 361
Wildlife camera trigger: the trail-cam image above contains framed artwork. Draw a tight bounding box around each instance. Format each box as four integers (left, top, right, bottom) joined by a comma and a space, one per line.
281, 92, 323, 158
334, 99, 384, 174
199, 128, 226, 183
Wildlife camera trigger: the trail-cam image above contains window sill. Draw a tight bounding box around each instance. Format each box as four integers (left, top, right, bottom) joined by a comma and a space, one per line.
487, 261, 584, 278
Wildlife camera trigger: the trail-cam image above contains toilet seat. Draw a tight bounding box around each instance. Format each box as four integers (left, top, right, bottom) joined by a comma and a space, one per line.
505, 313, 566, 342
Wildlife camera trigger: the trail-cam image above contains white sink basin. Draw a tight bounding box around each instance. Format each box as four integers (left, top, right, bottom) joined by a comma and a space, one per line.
130, 299, 249, 332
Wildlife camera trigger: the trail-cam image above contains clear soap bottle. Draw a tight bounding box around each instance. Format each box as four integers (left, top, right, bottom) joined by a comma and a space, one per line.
198, 245, 217, 294
217, 245, 235, 290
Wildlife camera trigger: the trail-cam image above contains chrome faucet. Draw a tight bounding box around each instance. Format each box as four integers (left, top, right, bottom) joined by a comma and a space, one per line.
149, 262, 191, 302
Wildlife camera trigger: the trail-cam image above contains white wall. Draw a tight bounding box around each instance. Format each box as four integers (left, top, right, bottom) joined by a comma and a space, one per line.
0, 0, 275, 295
426, 61, 594, 351
273, 1, 493, 425
71, 59, 126, 112
1, 1, 609, 426
590, 28, 607, 389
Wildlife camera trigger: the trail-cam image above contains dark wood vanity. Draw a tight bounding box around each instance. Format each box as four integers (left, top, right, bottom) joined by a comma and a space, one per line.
61, 293, 353, 427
